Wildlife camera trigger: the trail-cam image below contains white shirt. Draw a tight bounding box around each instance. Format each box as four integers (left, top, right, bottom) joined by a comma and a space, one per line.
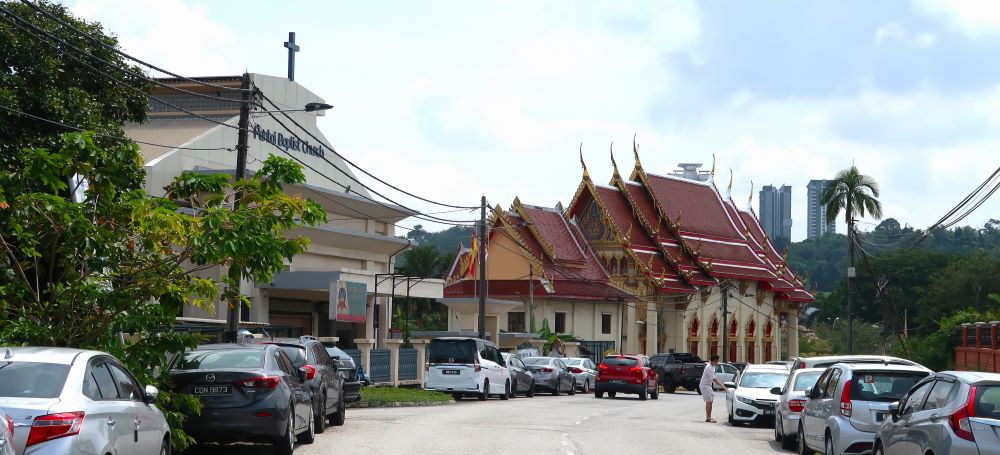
700, 363, 717, 388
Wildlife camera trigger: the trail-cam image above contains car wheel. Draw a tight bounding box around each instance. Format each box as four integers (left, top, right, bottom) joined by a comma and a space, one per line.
569, 380, 576, 396
314, 393, 326, 434
160, 437, 171, 455
774, 418, 783, 442
728, 407, 734, 425
664, 378, 677, 394
527, 383, 535, 398
781, 430, 797, 451
501, 380, 510, 400
797, 424, 809, 455
274, 408, 295, 455
595, 390, 604, 398
651, 383, 659, 400
608, 392, 616, 398
553, 382, 561, 396
330, 391, 346, 427
297, 407, 315, 444
639, 387, 648, 401
824, 433, 834, 455
873, 441, 885, 455
479, 380, 490, 401
583, 379, 590, 392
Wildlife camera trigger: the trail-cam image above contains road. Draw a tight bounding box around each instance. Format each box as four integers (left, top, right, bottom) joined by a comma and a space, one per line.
185, 389, 793, 455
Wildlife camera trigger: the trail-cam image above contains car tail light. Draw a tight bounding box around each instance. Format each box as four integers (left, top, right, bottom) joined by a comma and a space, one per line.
680, 366, 686, 375
5, 414, 13, 437
840, 379, 852, 417
475, 361, 482, 373
798, 361, 806, 369
788, 399, 807, 412
302, 365, 316, 380
598, 364, 609, 371
541, 367, 554, 373
25, 412, 85, 448
629, 366, 643, 373
569, 367, 583, 373
951, 385, 977, 442
238, 376, 281, 389
256, 411, 273, 417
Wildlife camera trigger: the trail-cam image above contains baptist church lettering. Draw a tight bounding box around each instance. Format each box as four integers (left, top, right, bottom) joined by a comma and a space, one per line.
251, 124, 325, 158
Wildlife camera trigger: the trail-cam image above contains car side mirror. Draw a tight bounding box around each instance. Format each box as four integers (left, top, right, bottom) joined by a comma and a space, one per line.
889, 402, 900, 422
805, 387, 814, 398
297, 368, 309, 382
724, 382, 736, 389
770, 387, 783, 395
143, 385, 159, 404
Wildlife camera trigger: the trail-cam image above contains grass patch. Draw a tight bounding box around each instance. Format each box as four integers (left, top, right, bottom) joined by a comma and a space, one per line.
360, 386, 452, 404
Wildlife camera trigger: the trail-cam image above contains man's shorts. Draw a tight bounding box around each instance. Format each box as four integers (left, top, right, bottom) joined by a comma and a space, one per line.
700, 385, 714, 402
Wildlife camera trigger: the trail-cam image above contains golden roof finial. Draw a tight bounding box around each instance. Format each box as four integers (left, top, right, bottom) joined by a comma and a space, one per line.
579, 143, 590, 180
610, 141, 619, 175
632, 134, 642, 168
710, 153, 716, 177
726, 169, 734, 198
747, 180, 755, 211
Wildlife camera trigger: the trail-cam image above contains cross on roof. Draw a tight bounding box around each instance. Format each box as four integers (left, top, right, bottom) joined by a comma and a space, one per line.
284, 32, 300, 81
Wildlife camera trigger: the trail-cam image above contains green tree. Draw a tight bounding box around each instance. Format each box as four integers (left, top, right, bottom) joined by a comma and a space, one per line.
822, 165, 883, 353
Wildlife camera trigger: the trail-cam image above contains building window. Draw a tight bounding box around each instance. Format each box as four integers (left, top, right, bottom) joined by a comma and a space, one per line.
601, 313, 612, 334
747, 341, 756, 364
554, 312, 567, 333
689, 340, 699, 356
507, 311, 525, 333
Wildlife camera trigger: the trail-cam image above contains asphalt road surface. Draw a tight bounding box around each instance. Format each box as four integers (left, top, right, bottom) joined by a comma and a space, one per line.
183, 389, 794, 455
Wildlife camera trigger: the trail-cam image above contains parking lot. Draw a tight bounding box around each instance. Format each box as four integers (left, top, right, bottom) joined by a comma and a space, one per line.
186, 389, 790, 455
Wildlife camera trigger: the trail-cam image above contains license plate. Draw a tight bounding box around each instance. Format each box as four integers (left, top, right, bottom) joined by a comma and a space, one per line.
763, 410, 774, 416
876, 412, 887, 422
610, 380, 626, 384
193, 384, 231, 395
442, 370, 460, 375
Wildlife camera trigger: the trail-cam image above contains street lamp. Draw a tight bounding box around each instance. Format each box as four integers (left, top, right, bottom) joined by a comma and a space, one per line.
255, 102, 334, 114
832, 317, 841, 331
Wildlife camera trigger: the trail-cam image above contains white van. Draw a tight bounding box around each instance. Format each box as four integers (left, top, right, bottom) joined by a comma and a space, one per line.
424, 338, 511, 400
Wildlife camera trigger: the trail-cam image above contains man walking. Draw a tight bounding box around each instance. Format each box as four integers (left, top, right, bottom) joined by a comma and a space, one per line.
700, 354, 726, 423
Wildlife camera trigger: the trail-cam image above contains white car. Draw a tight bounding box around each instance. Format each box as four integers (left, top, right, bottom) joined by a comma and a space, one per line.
725, 364, 790, 425
772, 367, 824, 450
424, 338, 511, 400
0, 410, 13, 455
715, 363, 741, 389
0, 347, 171, 455
563, 358, 598, 392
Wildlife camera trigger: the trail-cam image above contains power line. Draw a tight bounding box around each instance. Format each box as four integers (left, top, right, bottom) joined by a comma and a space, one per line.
0, 103, 234, 152
18, 0, 250, 94
252, 95, 479, 225
910, 166, 1000, 248
0, 7, 244, 131
256, 92, 481, 211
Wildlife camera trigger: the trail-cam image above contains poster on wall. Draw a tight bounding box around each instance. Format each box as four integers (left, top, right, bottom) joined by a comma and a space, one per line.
330, 281, 367, 322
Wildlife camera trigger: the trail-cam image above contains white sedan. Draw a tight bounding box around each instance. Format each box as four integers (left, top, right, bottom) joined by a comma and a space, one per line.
725, 364, 790, 425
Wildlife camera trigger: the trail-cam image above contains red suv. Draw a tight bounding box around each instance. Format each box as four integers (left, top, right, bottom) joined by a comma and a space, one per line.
595, 354, 659, 400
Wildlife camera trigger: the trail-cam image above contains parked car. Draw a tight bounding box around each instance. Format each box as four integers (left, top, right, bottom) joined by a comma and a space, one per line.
0, 410, 12, 455
773, 367, 825, 450
724, 364, 789, 425
501, 353, 535, 397
798, 362, 931, 455
0, 347, 170, 455
424, 337, 510, 400
790, 355, 922, 373
767, 360, 794, 370
595, 354, 659, 400
715, 363, 741, 389
874, 371, 1000, 455
322, 344, 362, 402
169, 343, 315, 454
523, 357, 576, 396
731, 362, 749, 373
563, 357, 598, 392
648, 352, 706, 394
261, 338, 346, 432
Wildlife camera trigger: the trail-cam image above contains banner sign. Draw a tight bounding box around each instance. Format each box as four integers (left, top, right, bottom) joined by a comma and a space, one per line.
330, 281, 367, 323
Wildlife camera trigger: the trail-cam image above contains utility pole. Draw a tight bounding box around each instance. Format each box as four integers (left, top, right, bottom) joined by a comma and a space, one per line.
478, 196, 487, 340
722, 281, 730, 363
226, 72, 252, 343
847, 212, 856, 355
528, 266, 535, 333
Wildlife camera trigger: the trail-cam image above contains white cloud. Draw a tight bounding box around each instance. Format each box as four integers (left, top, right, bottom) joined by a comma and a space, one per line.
915, 0, 1000, 35
875, 21, 936, 47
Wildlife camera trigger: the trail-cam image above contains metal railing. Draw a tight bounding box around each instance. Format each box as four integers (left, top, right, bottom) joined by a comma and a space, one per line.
399, 348, 418, 381
369, 349, 391, 383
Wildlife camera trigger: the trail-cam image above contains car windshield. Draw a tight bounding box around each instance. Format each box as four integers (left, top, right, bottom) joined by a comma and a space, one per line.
0, 361, 70, 398
975, 386, 1000, 418
428, 340, 477, 364
278, 346, 308, 367
740, 372, 789, 389
564, 359, 584, 366
523, 357, 552, 366
672, 354, 701, 363
793, 371, 823, 391
850, 371, 928, 402
175, 349, 264, 370
603, 357, 639, 366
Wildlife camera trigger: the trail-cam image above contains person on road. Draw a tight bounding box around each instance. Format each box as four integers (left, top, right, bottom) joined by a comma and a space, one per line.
700, 354, 726, 423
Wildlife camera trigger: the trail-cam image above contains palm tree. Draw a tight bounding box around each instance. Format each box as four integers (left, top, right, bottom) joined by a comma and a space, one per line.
821, 165, 883, 354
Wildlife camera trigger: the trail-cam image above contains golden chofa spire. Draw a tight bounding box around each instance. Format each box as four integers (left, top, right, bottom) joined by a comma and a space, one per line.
610, 141, 619, 176
632, 134, 642, 169
746, 180, 755, 211
579, 143, 590, 180
726, 169, 734, 199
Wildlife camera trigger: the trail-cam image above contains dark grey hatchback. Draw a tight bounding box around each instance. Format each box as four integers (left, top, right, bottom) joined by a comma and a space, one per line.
169, 344, 315, 454
261, 338, 346, 433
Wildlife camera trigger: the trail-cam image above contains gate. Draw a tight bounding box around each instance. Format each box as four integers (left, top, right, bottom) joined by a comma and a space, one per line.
580, 341, 616, 364
399, 348, 418, 381
369, 349, 391, 383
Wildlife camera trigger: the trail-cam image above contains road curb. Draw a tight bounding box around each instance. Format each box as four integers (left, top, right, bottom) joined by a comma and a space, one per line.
348, 400, 456, 408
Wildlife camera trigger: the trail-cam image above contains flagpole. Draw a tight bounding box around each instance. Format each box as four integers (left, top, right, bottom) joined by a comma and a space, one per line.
478, 196, 488, 340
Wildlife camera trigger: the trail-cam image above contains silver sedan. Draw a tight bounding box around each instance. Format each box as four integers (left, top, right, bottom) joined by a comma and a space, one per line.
563, 358, 598, 392
773, 367, 824, 450
0, 410, 13, 455
0, 347, 171, 455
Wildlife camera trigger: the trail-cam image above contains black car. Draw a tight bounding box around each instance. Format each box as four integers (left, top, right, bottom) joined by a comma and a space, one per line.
502, 352, 535, 397
262, 338, 346, 432
169, 343, 314, 454
323, 344, 362, 403
522, 357, 576, 396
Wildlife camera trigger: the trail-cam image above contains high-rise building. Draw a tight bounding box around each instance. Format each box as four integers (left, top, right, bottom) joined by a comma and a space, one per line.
759, 185, 793, 241
807, 179, 837, 239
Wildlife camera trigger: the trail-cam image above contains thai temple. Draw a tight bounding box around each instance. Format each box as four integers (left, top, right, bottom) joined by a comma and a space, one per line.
443, 142, 813, 361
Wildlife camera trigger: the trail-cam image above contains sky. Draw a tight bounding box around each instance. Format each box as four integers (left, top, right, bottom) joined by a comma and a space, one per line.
66, 0, 1000, 241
